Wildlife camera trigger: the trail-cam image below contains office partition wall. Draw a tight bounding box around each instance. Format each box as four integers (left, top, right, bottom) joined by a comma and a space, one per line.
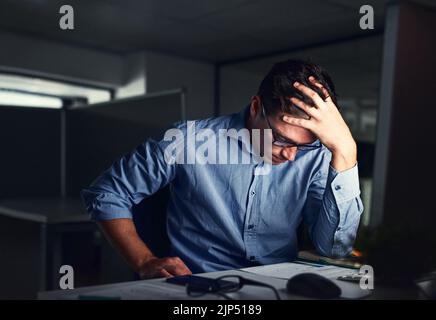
66, 90, 185, 197
0, 106, 61, 198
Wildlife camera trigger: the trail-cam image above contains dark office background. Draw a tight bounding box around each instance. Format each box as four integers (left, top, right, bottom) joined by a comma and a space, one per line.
0, 0, 435, 299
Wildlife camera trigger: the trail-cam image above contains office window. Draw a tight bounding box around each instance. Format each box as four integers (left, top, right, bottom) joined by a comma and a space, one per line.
0, 89, 63, 109
0, 73, 111, 108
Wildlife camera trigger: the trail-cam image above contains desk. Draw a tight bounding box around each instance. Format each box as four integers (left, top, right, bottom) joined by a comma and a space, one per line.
0, 197, 95, 292
38, 262, 372, 300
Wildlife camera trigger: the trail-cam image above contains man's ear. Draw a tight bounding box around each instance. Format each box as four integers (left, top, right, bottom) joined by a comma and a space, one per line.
250, 95, 261, 119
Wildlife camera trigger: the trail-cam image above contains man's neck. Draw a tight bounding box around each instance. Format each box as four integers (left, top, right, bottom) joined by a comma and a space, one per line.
244, 108, 252, 131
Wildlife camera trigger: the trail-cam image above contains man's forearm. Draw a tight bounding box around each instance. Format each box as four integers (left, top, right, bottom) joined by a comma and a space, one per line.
98, 218, 156, 273
311, 165, 363, 257
330, 139, 357, 172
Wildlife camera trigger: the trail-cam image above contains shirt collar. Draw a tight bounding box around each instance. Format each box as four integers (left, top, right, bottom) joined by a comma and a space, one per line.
228, 105, 249, 132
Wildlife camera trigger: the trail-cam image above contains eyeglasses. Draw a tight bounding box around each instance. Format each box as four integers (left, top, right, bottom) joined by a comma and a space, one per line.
261, 103, 322, 150
186, 275, 281, 300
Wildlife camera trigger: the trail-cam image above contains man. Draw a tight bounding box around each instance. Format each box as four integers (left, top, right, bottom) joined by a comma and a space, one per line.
82, 59, 363, 279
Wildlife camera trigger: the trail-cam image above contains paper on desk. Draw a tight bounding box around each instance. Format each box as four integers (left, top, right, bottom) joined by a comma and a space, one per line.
240, 262, 371, 299
71, 280, 223, 300
240, 262, 356, 280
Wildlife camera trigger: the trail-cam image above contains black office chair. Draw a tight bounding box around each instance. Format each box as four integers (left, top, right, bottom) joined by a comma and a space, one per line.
296, 222, 315, 251
131, 186, 171, 259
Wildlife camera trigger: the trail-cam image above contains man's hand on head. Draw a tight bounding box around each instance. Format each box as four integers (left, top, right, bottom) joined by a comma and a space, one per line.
137, 256, 192, 279
281, 76, 357, 172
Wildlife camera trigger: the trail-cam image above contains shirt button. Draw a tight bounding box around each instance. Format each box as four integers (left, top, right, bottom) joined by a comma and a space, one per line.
335, 185, 341, 191
248, 224, 254, 230
251, 191, 256, 196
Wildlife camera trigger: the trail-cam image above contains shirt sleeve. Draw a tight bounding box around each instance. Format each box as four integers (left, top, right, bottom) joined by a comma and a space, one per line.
81, 136, 177, 221
302, 159, 364, 258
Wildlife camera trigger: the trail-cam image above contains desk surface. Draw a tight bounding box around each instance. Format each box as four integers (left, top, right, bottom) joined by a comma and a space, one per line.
0, 197, 89, 224
38, 262, 372, 300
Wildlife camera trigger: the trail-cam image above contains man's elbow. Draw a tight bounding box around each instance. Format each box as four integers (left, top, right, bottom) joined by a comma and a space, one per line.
313, 234, 355, 258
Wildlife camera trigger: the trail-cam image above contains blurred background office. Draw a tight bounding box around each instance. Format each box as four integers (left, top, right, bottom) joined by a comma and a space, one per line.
0, 0, 435, 299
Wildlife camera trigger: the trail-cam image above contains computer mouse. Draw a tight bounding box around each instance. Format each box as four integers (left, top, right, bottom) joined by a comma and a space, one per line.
286, 273, 342, 299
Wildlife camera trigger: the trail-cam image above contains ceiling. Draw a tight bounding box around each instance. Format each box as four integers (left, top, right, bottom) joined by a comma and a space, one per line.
1, 0, 435, 63
0, 0, 391, 63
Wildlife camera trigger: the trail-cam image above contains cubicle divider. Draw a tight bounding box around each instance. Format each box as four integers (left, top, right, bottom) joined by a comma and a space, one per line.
0, 89, 185, 199
65, 89, 186, 197
0, 106, 61, 198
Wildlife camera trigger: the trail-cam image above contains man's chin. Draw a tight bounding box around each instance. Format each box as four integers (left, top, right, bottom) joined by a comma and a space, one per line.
271, 156, 287, 165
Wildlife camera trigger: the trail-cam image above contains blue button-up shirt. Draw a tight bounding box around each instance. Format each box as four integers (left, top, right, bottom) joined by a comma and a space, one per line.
82, 107, 363, 273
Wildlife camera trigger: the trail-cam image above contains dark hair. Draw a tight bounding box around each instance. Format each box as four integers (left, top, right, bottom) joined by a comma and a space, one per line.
258, 59, 338, 119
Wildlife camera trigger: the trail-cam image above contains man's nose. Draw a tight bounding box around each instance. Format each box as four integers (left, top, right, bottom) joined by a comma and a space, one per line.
281, 146, 298, 161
